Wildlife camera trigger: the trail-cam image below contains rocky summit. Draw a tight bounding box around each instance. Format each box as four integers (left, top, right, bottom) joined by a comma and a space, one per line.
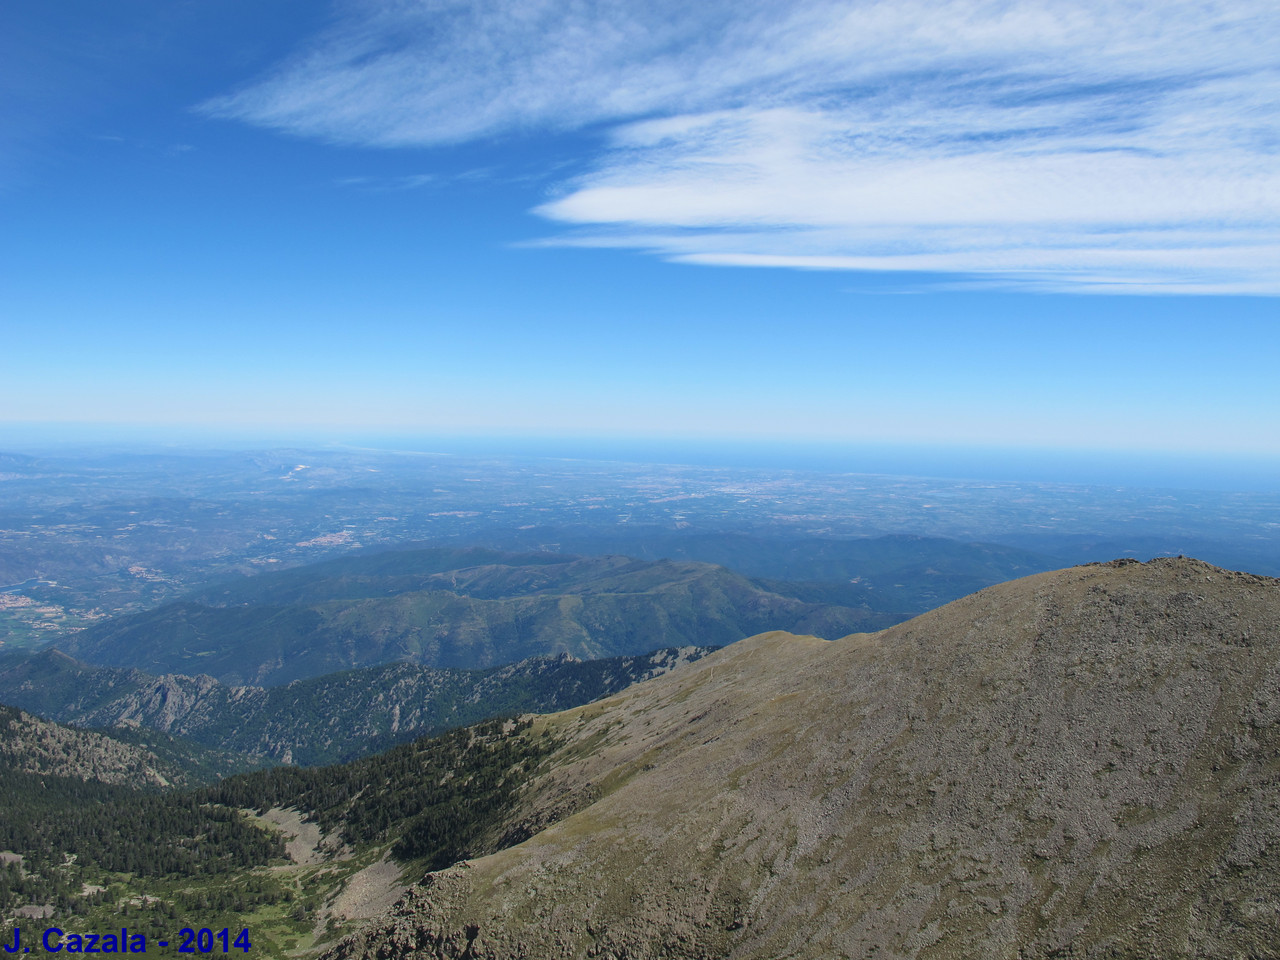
323, 558, 1280, 959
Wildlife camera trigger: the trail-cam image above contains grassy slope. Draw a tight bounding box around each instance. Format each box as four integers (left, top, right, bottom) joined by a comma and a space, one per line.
326, 558, 1280, 960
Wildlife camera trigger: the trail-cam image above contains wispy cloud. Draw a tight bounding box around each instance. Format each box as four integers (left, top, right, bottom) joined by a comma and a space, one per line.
204, 0, 1280, 293
334, 172, 437, 191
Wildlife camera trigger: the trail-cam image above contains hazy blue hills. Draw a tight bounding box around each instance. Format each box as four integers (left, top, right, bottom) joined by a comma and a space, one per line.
183, 546, 556, 606
0, 645, 714, 766
485, 531, 1060, 609
56, 548, 901, 685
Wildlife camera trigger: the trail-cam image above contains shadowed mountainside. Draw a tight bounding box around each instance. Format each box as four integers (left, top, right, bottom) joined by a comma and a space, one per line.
325, 558, 1280, 960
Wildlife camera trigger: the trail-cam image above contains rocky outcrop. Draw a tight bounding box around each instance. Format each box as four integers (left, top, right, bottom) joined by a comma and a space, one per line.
1, 647, 717, 765
321, 558, 1280, 959
103, 672, 243, 732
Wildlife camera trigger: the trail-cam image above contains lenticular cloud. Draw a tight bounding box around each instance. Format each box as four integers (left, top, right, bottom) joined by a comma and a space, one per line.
205, 0, 1280, 293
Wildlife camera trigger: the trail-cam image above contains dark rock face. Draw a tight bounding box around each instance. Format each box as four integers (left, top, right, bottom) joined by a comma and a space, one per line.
321, 558, 1280, 960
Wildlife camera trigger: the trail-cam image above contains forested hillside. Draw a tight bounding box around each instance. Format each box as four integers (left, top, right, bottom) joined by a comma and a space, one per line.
58, 548, 893, 684
0, 645, 713, 765
1, 712, 560, 954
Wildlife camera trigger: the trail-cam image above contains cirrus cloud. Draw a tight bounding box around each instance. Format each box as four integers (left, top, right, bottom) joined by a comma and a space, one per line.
205, 0, 1280, 293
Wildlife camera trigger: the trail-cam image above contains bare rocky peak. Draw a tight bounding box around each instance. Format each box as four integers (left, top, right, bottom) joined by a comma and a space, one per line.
324, 557, 1280, 959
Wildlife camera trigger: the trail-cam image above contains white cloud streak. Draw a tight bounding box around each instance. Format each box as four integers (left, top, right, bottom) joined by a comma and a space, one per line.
205, 0, 1280, 292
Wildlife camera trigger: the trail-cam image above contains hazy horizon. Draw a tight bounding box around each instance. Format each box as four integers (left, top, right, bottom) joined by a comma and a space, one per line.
3, 424, 1278, 494
4, 2, 1278, 465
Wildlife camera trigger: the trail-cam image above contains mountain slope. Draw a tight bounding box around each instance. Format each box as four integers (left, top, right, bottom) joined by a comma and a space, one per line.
326, 558, 1280, 960
0, 703, 216, 788
0, 646, 715, 765
57, 549, 898, 685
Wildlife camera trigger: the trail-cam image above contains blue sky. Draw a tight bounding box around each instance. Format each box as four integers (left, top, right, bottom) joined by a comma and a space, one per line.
2, 0, 1278, 461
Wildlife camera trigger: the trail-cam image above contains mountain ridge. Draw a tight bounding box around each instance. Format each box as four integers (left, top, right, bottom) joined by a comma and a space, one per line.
55, 549, 900, 685
0, 702, 218, 788
323, 557, 1280, 960
0, 646, 716, 765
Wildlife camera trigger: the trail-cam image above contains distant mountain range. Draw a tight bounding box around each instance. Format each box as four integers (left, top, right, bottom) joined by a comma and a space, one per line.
55, 547, 908, 685
7, 541, 1056, 767
489, 530, 1058, 608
